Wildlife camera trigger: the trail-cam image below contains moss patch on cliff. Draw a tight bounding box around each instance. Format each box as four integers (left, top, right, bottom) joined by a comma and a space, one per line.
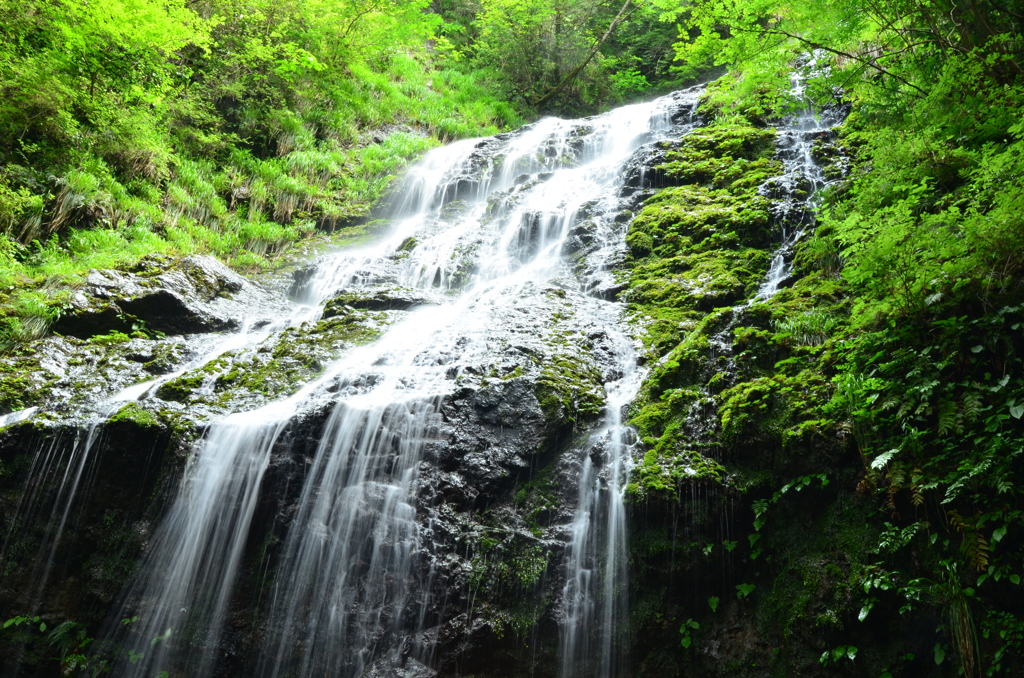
531, 294, 607, 433
154, 307, 390, 409
108, 403, 161, 429
621, 122, 787, 500
623, 123, 781, 359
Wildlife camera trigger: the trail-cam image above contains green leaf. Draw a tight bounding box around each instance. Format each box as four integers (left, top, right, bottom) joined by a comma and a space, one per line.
871, 449, 899, 469
971, 345, 984, 353
736, 583, 755, 599
1011, 403, 1024, 419
846, 646, 858, 661
38, 622, 46, 632
934, 643, 945, 665
992, 526, 1008, 542
1011, 574, 1021, 586
680, 635, 691, 648
708, 596, 720, 612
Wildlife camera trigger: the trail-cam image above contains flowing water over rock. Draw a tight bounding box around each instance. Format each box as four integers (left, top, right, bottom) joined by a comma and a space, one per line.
0, 88, 706, 677
0, 75, 854, 677
756, 69, 849, 299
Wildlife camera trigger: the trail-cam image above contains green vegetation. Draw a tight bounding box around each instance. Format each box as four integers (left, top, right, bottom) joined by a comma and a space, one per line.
622, 1, 1024, 674
0, 0, 523, 349
624, 121, 781, 498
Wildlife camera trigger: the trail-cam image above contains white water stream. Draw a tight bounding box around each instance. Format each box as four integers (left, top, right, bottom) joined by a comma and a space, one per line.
755, 69, 844, 299
96, 89, 706, 677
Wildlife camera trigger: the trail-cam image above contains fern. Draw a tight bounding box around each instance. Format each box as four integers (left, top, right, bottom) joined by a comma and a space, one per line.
962, 392, 984, 421
936, 400, 958, 436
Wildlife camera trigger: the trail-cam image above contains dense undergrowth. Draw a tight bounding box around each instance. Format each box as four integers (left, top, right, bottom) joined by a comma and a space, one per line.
620, 1, 1024, 674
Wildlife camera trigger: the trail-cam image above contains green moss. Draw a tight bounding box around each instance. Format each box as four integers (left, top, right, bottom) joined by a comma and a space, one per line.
658, 124, 778, 181
629, 186, 774, 254
514, 461, 561, 529
623, 123, 783, 359
87, 330, 133, 346
534, 354, 605, 428
108, 402, 161, 429
142, 342, 184, 374
471, 539, 550, 591
0, 351, 58, 414
154, 371, 210, 402
149, 307, 388, 408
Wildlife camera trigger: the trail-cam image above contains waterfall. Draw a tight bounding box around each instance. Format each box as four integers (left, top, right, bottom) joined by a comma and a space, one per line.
2, 88, 707, 677
558, 311, 643, 678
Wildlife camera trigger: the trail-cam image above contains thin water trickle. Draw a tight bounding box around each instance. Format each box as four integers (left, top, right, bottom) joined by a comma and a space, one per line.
755, 65, 845, 300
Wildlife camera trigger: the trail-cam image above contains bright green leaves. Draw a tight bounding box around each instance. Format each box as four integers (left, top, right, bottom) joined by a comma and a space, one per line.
679, 618, 700, 647
55, 0, 207, 55
735, 582, 755, 599
820, 644, 858, 666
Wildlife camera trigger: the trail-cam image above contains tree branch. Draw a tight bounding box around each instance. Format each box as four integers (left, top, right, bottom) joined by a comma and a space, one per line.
531, 0, 639, 108
755, 26, 929, 97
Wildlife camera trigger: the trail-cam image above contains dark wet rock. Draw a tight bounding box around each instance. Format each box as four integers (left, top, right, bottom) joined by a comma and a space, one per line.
619, 144, 671, 195
0, 334, 185, 416
561, 219, 597, 256
0, 411, 180, 643
436, 138, 506, 208
323, 287, 439, 315
53, 255, 262, 339
288, 262, 318, 298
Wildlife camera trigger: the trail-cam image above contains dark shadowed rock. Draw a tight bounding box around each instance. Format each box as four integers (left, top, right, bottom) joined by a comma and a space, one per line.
322, 286, 440, 316
52, 255, 261, 338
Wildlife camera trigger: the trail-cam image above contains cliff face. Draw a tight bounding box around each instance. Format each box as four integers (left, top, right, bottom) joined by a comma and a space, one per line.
0, 91, 697, 677
2, 76, 1021, 678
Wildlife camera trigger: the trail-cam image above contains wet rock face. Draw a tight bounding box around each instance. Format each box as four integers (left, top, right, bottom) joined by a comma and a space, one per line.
0, 256, 289, 417
0, 263, 618, 677
322, 286, 440, 315
52, 255, 261, 338
0, 414, 176, 647
0, 89, 711, 678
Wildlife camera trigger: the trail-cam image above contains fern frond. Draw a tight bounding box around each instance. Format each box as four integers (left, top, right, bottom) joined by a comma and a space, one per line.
963, 392, 983, 421
937, 400, 958, 436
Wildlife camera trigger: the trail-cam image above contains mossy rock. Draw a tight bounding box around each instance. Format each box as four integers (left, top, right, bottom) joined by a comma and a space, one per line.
534, 354, 605, 428
322, 287, 435, 315
152, 307, 390, 408
629, 185, 774, 253
108, 402, 162, 429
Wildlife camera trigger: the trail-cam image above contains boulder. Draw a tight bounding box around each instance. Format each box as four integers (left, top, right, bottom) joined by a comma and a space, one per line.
52, 255, 259, 339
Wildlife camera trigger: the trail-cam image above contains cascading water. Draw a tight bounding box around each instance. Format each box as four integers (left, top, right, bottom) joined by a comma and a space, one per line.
0, 86, 721, 678
558, 310, 643, 678
89, 88, 706, 677
756, 62, 848, 299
